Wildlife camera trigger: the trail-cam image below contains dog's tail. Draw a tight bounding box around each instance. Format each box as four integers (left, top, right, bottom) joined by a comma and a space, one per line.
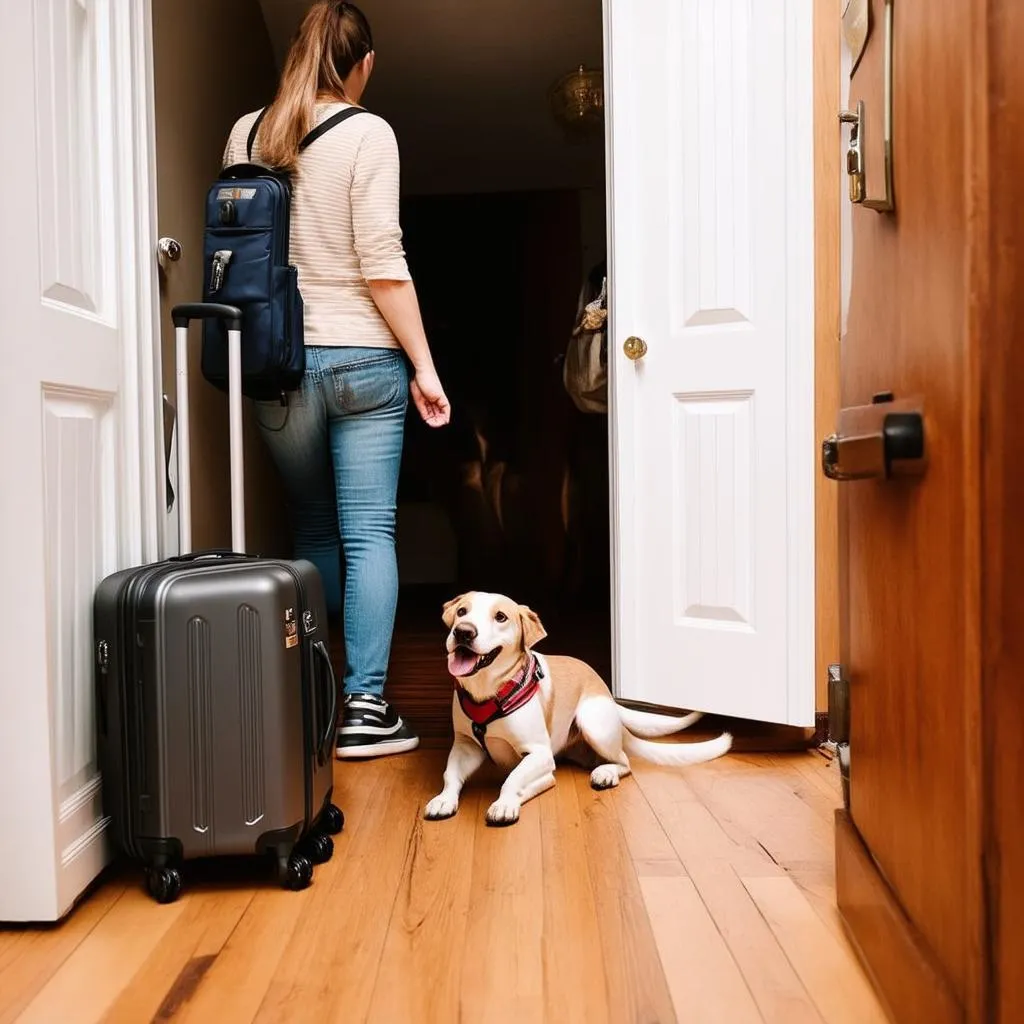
622, 730, 733, 767
617, 705, 703, 738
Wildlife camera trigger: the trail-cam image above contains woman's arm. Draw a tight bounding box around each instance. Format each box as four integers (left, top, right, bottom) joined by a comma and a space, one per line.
367, 279, 450, 427
351, 119, 450, 427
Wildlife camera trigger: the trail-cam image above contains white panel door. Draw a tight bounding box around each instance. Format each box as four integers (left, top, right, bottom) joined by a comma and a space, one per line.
0, 0, 162, 921
606, 0, 815, 725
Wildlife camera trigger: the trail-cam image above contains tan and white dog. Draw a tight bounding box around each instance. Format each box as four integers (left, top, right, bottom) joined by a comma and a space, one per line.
425, 591, 733, 826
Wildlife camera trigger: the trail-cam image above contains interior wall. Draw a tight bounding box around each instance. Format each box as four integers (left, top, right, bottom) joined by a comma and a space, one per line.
152, 0, 289, 555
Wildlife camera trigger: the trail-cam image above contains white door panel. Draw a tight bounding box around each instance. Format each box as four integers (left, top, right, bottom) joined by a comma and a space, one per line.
0, 0, 161, 921
607, 0, 815, 725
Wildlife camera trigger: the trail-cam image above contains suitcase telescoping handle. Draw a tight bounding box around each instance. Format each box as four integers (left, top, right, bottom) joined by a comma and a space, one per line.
170, 303, 246, 555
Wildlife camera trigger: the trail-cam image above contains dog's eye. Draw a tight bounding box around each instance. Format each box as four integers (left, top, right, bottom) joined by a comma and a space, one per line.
495, 611, 508, 623
456, 607, 467, 617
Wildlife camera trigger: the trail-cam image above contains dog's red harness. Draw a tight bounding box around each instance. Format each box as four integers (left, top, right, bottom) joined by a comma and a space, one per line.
456, 653, 544, 752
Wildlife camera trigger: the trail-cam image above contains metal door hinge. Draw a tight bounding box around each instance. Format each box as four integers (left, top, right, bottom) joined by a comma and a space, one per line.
828, 664, 851, 811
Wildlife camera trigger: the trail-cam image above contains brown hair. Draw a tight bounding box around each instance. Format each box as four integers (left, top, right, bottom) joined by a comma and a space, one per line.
258, 1, 374, 172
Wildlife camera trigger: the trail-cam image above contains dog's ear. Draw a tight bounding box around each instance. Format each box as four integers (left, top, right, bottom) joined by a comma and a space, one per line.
519, 606, 547, 649
442, 594, 469, 630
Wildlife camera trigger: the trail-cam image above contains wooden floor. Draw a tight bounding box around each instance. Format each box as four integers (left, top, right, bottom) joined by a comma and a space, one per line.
0, 749, 890, 1024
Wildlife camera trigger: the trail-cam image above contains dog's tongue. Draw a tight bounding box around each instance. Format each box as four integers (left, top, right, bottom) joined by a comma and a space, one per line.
448, 647, 479, 678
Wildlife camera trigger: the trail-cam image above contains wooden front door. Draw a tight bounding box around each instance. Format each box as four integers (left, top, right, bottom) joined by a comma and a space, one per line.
826, 0, 1024, 1019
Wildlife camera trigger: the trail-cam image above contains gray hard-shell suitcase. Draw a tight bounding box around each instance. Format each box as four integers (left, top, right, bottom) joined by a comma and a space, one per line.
94, 303, 343, 904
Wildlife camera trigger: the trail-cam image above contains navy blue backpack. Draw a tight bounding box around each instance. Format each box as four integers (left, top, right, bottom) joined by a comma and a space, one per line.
200, 106, 367, 402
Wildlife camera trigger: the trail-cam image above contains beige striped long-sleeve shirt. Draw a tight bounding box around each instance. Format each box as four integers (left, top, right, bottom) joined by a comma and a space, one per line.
223, 102, 410, 349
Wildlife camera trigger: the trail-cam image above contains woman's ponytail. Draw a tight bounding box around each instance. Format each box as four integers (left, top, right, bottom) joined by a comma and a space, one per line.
258, 1, 373, 172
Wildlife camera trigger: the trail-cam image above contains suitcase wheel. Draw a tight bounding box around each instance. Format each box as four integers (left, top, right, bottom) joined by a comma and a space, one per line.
146, 866, 183, 904
280, 852, 314, 891
300, 832, 334, 865
321, 803, 345, 835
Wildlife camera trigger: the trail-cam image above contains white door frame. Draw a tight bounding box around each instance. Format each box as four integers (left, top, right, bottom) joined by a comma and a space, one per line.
118, 0, 166, 572
602, 0, 634, 701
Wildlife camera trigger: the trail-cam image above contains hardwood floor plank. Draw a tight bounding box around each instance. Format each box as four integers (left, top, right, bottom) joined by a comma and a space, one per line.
782, 753, 844, 805
0, 882, 126, 1024
804, 750, 843, 795
639, 875, 764, 1024
742, 875, 891, 1024
573, 771, 678, 1024
99, 889, 254, 1024
631, 765, 782, 877
685, 758, 835, 872
536, 771, 611, 1024
674, 755, 845, 945
679, 753, 850, 947
364, 784, 481, 1023
178, 758, 395, 1024
457, 777, 546, 1024
612, 772, 686, 878
176, 888, 316, 1024
633, 766, 825, 1024
16, 886, 186, 1024
761, 755, 843, 825
252, 758, 431, 1024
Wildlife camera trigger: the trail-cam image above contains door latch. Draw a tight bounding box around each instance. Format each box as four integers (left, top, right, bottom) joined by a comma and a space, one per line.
821, 393, 926, 482
839, 105, 865, 204
837, 0, 895, 212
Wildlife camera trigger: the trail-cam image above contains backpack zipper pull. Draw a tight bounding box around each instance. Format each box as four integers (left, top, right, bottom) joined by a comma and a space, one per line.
210, 249, 233, 293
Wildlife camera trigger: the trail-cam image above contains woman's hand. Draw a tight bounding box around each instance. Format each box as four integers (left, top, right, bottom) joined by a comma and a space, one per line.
410, 369, 451, 427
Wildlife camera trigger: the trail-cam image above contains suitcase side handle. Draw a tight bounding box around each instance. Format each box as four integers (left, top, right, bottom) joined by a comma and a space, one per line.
171, 303, 243, 331
312, 640, 338, 766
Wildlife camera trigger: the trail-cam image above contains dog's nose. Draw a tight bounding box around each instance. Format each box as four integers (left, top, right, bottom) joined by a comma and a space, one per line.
453, 624, 477, 646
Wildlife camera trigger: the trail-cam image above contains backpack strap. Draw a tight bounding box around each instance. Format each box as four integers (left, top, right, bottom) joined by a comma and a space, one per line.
299, 106, 367, 150
245, 105, 367, 161
246, 107, 268, 161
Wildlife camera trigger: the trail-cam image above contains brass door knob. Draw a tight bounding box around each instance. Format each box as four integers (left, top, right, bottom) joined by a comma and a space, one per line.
623, 336, 648, 361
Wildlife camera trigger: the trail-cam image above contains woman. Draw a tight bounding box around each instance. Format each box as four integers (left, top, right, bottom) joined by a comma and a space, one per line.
222, 1, 450, 759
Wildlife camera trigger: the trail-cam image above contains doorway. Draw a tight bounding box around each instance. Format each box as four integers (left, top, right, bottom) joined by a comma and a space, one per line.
152, 0, 611, 743
333, 4, 610, 739
152, 0, 822, 740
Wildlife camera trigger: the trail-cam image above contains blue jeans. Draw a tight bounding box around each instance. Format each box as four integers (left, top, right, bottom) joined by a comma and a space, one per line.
254, 346, 408, 697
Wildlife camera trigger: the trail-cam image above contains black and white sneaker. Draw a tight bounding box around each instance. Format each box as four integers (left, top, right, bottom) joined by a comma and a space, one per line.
335, 693, 420, 760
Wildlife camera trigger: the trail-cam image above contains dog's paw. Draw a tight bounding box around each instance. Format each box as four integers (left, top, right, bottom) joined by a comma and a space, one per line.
485, 798, 521, 827
590, 765, 621, 790
424, 794, 459, 820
